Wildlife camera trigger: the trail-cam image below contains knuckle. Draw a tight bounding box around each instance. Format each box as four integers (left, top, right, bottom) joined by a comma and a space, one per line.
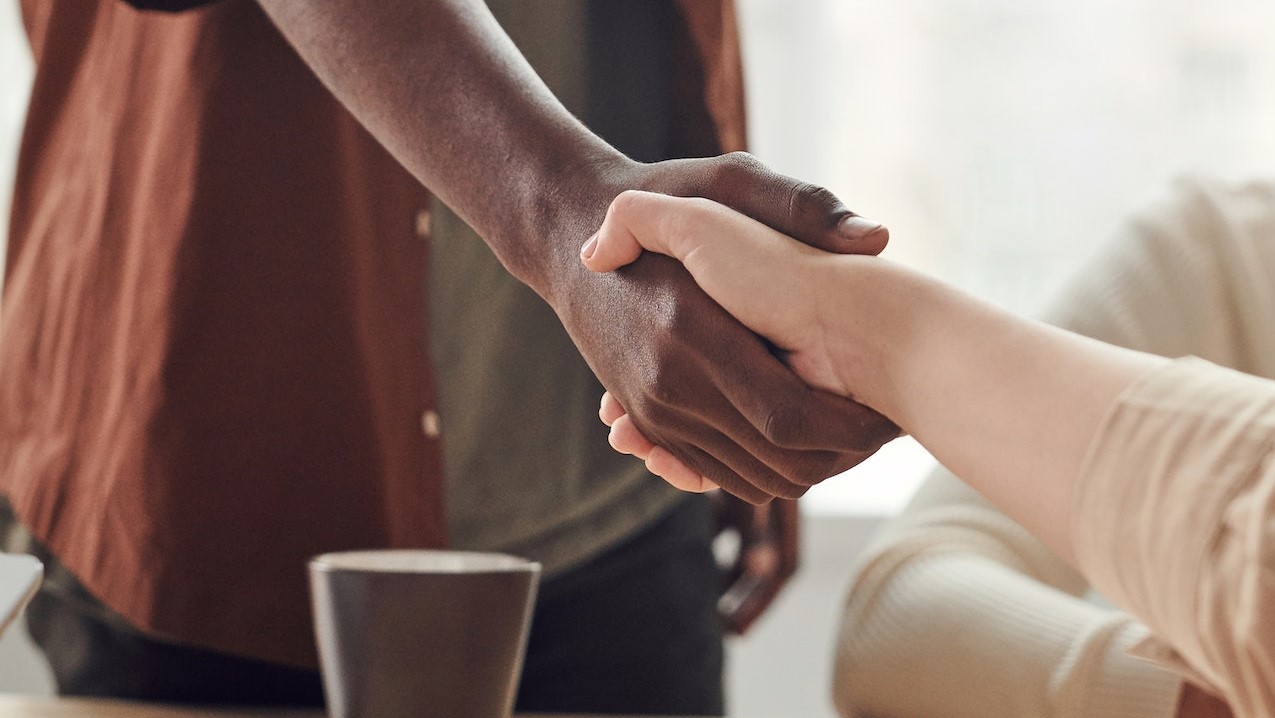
646, 377, 682, 410
721, 150, 763, 171
622, 404, 670, 452
609, 188, 645, 219
670, 203, 723, 257
662, 202, 702, 250
708, 151, 763, 186
788, 181, 843, 223
639, 354, 690, 411
660, 291, 709, 340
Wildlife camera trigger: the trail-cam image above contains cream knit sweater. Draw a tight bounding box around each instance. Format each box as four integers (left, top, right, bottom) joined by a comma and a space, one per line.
833, 175, 1275, 717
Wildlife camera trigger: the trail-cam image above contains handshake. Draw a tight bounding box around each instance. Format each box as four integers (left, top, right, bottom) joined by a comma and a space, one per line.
575, 186, 1256, 718
580, 191, 905, 499
575, 187, 1164, 568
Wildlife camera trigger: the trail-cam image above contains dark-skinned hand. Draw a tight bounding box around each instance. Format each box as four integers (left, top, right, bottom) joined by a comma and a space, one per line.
713, 492, 799, 633
257, 2, 896, 503
545, 152, 899, 503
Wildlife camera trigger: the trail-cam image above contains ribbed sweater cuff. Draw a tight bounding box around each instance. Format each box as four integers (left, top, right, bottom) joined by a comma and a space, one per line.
1080, 622, 1182, 718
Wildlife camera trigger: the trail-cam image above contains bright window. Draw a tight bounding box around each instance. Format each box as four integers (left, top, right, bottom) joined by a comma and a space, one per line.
739, 0, 1275, 514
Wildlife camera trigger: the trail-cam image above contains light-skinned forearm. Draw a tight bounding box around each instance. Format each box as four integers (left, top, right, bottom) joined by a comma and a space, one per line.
819, 257, 1167, 560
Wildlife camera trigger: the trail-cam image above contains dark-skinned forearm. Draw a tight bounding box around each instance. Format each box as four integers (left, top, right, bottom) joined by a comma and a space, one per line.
258, 0, 901, 501
256, 0, 626, 293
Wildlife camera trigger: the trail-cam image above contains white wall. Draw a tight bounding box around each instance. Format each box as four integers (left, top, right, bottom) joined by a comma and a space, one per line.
740, 0, 1275, 514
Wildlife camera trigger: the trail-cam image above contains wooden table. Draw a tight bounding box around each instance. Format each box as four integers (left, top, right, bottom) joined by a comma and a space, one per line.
0, 695, 708, 718
0, 696, 321, 718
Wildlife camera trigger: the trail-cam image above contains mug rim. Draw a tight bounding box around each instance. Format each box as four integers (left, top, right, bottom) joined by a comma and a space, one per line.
309, 549, 540, 575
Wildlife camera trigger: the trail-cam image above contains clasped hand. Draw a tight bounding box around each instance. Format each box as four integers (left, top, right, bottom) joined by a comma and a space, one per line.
581, 191, 892, 497
558, 156, 898, 504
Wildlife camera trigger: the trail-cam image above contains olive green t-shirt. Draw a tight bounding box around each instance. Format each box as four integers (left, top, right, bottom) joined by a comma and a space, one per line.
432, 0, 691, 576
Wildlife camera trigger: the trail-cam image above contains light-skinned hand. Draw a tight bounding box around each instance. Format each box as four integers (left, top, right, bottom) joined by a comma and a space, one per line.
582, 190, 867, 492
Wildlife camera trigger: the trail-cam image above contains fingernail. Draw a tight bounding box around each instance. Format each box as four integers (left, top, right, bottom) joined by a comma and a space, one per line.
837, 215, 886, 241
580, 234, 598, 260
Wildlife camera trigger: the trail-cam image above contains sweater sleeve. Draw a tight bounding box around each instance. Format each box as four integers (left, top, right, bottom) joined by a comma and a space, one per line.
1074, 358, 1275, 718
833, 175, 1275, 717
833, 468, 1183, 718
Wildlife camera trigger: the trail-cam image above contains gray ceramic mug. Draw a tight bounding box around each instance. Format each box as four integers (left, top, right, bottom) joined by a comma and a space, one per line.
309, 550, 540, 718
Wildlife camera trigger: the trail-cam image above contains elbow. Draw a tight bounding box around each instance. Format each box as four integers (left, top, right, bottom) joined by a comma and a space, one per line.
829, 550, 907, 718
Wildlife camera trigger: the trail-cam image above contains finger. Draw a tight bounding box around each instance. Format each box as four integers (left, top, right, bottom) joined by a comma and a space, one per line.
608, 414, 656, 459
605, 402, 720, 494
743, 542, 780, 576
582, 190, 677, 273
653, 436, 771, 504
632, 386, 826, 501
645, 446, 718, 493
586, 190, 744, 273
690, 462, 772, 504
701, 152, 889, 255
591, 190, 801, 272
580, 213, 642, 273
708, 324, 900, 455
588, 191, 819, 350
660, 421, 810, 502
612, 286, 890, 487
599, 391, 626, 427
744, 380, 900, 455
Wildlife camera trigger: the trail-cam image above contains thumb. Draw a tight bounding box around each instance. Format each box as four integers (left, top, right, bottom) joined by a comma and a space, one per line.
785, 180, 890, 256
692, 153, 888, 255
580, 191, 818, 352
581, 190, 683, 272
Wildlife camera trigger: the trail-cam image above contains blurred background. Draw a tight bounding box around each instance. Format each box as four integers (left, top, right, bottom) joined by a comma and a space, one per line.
1, 0, 1274, 715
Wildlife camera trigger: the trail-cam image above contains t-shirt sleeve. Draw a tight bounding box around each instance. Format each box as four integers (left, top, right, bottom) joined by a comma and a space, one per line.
1073, 356, 1275, 717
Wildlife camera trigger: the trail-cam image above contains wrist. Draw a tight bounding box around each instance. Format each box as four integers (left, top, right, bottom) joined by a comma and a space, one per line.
501, 150, 640, 301
814, 257, 915, 419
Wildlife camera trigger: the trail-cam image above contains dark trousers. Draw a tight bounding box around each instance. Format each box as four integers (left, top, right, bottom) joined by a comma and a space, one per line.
19, 496, 724, 715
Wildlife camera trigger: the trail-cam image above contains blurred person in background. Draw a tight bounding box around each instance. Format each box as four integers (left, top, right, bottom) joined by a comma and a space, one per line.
830, 177, 1258, 718
0, 0, 896, 713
